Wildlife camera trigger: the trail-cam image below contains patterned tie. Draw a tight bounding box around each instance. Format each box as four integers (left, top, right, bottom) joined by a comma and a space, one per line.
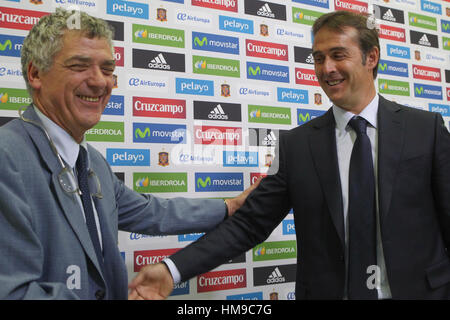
76, 146, 105, 270
347, 117, 377, 299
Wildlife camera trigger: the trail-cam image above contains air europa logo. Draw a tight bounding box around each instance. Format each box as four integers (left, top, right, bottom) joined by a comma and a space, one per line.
197, 269, 246, 293
0, 7, 48, 30
246, 39, 288, 61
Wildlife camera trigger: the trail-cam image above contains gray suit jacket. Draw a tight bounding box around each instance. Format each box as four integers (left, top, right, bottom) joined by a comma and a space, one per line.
0, 106, 226, 300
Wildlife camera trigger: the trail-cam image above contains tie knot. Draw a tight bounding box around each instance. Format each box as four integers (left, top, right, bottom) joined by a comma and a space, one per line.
349, 116, 368, 135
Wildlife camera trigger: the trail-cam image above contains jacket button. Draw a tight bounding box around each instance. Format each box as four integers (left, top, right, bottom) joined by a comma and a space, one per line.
95, 290, 105, 300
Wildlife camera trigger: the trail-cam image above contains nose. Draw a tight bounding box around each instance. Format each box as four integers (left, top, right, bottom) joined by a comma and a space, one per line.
322, 57, 337, 74
87, 65, 108, 89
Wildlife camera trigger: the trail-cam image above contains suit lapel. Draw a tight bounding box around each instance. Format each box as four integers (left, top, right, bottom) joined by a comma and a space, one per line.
377, 96, 405, 224
308, 109, 345, 248
20, 106, 106, 277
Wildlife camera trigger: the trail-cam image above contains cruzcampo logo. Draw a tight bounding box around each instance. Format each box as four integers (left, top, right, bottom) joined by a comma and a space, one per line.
134, 172, 187, 193
378, 79, 410, 96
248, 105, 291, 125
192, 55, 240, 78
292, 7, 323, 26
408, 12, 437, 31
0, 88, 32, 110
132, 24, 185, 48
85, 121, 124, 142
253, 240, 297, 261
443, 37, 450, 51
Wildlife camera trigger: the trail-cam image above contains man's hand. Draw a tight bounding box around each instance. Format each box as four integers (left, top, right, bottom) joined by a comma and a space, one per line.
128, 263, 174, 300
225, 176, 263, 217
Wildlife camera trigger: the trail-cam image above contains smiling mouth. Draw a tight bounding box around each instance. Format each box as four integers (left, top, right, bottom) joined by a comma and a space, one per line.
78, 95, 101, 102
326, 79, 344, 86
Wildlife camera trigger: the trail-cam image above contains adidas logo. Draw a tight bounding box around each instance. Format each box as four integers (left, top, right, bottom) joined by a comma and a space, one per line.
306, 53, 314, 64
262, 131, 277, 146
382, 9, 396, 22
419, 34, 431, 46
148, 53, 170, 70
267, 267, 285, 284
208, 104, 228, 120
257, 4, 275, 18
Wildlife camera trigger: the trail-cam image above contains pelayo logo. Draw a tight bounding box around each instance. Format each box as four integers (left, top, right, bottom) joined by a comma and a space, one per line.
107, 0, 149, 19
195, 172, 244, 192
85, 121, 124, 142
219, 15, 254, 34
134, 172, 187, 193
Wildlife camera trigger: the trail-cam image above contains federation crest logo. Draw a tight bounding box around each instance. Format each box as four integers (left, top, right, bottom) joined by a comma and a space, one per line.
260, 23, 269, 36
157, 8, 167, 22
314, 93, 322, 105
221, 83, 230, 97
158, 150, 169, 166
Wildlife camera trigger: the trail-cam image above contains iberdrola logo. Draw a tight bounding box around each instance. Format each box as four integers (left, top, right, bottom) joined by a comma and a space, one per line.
294, 11, 304, 20
0, 93, 8, 103
134, 29, 148, 38
379, 82, 388, 90
410, 16, 418, 24
135, 177, 149, 187
249, 109, 261, 118
194, 60, 207, 69
254, 246, 266, 256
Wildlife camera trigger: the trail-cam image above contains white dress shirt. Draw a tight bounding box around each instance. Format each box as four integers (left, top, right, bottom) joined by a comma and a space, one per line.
33, 105, 104, 250
333, 94, 391, 299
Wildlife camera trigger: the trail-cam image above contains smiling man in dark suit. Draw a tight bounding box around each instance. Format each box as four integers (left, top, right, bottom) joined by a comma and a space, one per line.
129, 11, 450, 300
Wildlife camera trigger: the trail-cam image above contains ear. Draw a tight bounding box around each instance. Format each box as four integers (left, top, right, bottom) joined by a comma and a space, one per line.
365, 46, 380, 72
27, 61, 42, 91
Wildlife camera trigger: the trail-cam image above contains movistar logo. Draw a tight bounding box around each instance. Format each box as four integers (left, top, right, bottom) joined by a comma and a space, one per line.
197, 177, 211, 188
298, 112, 311, 122
135, 127, 151, 139
194, 36, 208, 47
379, 63, 388, 71
415, 86, 424, 95
248, 66, 261, 76
0, 40, 12, 51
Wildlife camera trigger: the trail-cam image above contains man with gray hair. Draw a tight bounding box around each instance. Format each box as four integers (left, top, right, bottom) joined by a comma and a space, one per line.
0, 8, 257, 300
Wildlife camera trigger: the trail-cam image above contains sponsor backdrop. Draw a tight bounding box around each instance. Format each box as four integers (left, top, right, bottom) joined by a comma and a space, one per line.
1, 0, 450, 300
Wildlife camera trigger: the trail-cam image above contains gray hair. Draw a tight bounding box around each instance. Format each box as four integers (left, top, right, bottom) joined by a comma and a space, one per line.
21, 7, 114, 94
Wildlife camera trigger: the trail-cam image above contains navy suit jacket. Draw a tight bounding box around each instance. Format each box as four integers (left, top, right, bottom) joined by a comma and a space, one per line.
170, 96, 450, 299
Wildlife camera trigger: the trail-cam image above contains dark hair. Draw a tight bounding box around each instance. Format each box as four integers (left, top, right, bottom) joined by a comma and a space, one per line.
312, 11, 380, 79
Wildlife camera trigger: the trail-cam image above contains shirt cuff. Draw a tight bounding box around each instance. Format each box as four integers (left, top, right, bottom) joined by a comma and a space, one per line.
162, 258, 181, 285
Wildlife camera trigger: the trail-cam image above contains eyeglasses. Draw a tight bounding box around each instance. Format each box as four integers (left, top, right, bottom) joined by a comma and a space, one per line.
19, 106, 103, 199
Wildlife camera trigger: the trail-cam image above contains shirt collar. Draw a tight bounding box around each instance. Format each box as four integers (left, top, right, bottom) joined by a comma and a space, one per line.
332, 94, 379, 134
33, 105, 88, 169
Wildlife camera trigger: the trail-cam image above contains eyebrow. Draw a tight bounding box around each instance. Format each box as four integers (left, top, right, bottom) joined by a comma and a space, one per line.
63, 55, 116, 66
312, 46, 348, 57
